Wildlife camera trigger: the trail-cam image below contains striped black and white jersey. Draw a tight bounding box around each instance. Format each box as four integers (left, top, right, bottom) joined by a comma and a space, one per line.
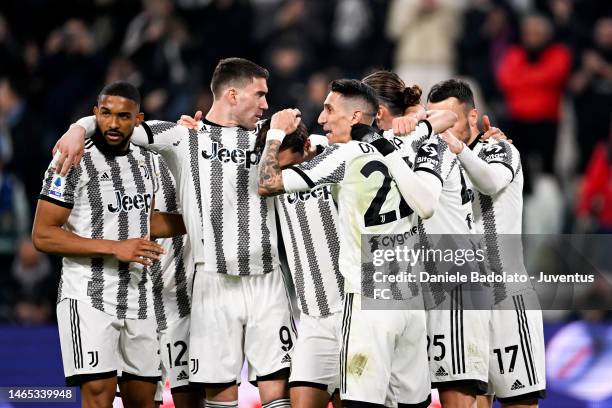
39, 140, 156, 319
463, 139, 530, 303
469, 139, 523, 235
281, 141, 416, 296
78, 117, 279, 276
150, 154, 193, 331
383, 121, 432, 167
387, 124, 475, 309
387, 124, 473, 235
276, 185, 344, 317
415, 136, 474, 235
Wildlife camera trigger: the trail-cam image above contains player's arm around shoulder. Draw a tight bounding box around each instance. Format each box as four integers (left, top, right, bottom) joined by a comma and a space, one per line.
53, 123, 89, 177
440, 132, 513, 196
139, 119, 190, 150
380, 144, 440, 219
478, 138, 518, 189
53, 116, 189, 177
389, 109, 457, 139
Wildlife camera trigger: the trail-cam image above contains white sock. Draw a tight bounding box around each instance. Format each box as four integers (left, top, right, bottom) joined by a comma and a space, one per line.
205, 400, 238, 408
262, 398, 291, 408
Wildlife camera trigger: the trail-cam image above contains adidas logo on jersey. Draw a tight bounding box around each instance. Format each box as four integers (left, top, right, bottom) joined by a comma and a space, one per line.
176, 370, 189, 381
100, 172, 111, 182
202, 142, 260, 168
281, 354, 291, 364
286, 185, 332, 204
108, 191, 152, 214
435, 367, 448, 377
511, 380, 525, 390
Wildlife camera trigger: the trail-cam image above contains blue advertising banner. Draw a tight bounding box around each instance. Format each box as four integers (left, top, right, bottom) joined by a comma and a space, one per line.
0, 322, 610, 407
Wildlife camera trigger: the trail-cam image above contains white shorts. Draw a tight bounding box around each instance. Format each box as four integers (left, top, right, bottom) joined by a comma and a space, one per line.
57, 298, 161, 386
189, 268, 295, 386
426, 286, 490, 394
159, 315, 191, 391
488, 291, 546, 402
340, 293, 431, 407
288, 311, 342, 395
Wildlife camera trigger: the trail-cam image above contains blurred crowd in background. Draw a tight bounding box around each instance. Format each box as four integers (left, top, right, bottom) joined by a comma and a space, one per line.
0, 0, 610, 325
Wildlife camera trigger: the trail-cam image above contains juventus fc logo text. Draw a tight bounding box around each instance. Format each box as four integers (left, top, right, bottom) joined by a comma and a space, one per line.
88, 351, 99, 367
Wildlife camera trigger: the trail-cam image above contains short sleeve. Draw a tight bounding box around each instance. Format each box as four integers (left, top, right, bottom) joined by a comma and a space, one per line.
478, 140, 520, 181
413, 135, 454, 185
39, 160, 83, 209
383, 120, 433, 163
138, 120, 189, 149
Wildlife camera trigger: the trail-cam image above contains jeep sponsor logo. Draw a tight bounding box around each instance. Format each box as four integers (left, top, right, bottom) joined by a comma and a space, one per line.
286, 185, 332, 204
202, 142, 260, 168
108, 191, 152, 213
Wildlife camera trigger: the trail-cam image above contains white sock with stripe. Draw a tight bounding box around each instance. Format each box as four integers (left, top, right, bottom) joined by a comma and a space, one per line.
205, 400, 238, 408
262, 398, 291, 408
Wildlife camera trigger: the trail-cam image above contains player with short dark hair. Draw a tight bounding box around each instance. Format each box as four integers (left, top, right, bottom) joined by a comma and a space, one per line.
329, 79, 379, 117
258, 79, 437, 407
53, 58, 294, 408
210, 57, 270, 98
32, 81, 184, 408
428, 79, 476, 109
432, 79, 546, 408
364, 71, 488, 408
98, 81, 142, 106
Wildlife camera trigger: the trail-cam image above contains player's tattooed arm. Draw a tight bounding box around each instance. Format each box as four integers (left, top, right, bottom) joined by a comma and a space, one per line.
258, 138, 285, 196
258, 109, 301, 197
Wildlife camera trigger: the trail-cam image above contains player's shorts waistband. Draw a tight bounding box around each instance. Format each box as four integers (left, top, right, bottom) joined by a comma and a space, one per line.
195, 263, 279, 276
